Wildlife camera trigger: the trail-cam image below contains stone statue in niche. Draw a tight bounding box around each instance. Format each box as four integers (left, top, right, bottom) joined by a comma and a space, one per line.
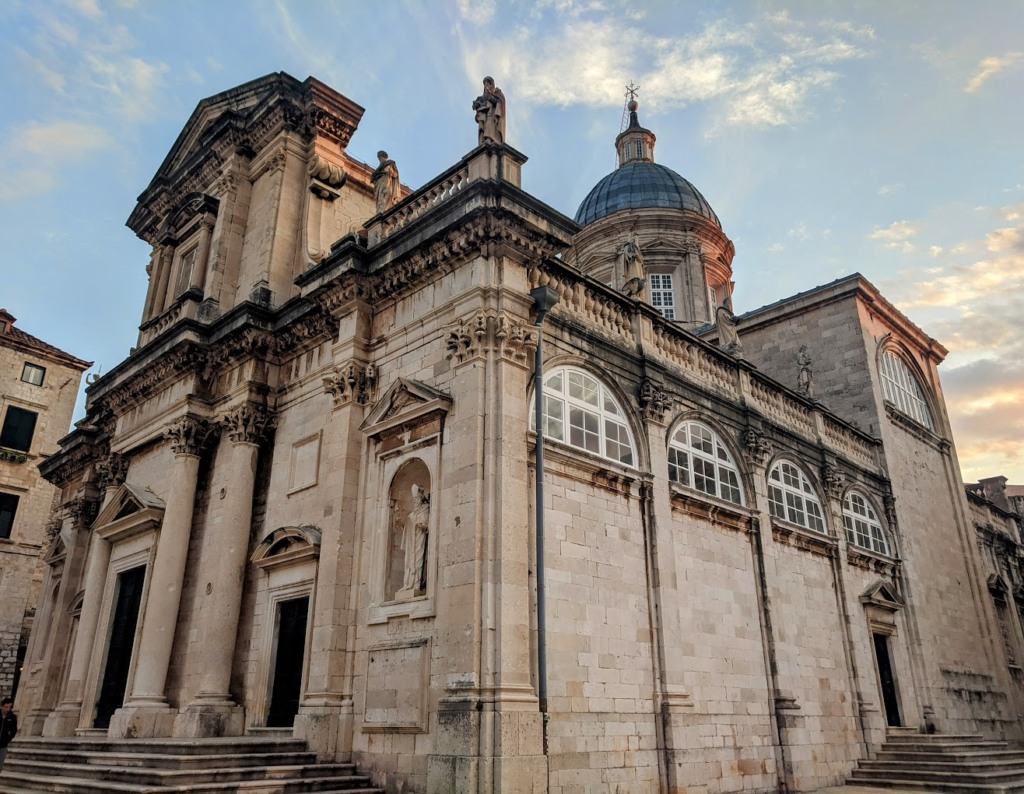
473, 76, 506, 145
397, 484, 430, 598
797, 346, 814, 398
716, 294, 743, 356
372, 150, 400, 214
619, 230, 646, 297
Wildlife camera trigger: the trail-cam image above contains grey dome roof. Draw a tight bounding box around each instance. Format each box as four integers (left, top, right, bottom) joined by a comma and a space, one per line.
574, 161, 721, 227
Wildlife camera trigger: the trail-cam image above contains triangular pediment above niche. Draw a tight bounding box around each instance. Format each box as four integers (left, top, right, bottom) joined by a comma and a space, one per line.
859, 579, 905, 612
988, 573, 1010, 597
94, 483, 166, 542
360, 378, 452, 441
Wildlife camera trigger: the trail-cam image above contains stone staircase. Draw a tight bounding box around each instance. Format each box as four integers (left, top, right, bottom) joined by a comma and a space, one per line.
0, 737, 384, 793
849, 731, 1024, 792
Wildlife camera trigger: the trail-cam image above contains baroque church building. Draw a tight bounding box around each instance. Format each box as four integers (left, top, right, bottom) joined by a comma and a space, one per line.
13, 72, 1024, 793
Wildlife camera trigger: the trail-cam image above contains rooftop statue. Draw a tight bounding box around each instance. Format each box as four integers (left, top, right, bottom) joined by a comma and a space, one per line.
371, 150, 400, 214
716, 295, 743, 356
620, 230, 646, 298
472, 76, 506, 145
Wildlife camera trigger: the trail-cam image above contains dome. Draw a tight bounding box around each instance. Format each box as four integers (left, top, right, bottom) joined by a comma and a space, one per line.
574, 161, 721, 228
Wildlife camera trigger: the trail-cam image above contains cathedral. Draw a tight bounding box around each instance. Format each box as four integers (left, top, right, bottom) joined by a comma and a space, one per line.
13, 72, 1024, 793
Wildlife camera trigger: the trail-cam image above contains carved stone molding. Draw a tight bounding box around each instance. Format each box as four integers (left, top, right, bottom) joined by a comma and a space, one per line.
741, 428, 772, 467
103, 344, 205, 412
638, 378, 671, 422
324, 361, 378, 408
97, 453, 129, 490
166, 416, 216, 457
308, 154, 347, 195
222, 405, 275, 445
66, 497, 100, 530
443, 310, 537, 368
822, 463, 845, 500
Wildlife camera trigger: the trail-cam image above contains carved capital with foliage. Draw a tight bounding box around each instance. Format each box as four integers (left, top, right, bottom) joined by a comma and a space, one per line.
324, 361, 378, 408
97, 452, 129, 490
222, 405, 275, 445
741, 428, 772, 467
166, 416, 216, 457
638, 378, 671, 423
821, 463, 845, 500
66, 497, 99, 530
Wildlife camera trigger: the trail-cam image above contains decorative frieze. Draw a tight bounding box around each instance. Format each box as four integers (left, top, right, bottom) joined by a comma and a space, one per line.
166, 416, 216, 457
222, 405, 275, 445
323, 361, 378, 407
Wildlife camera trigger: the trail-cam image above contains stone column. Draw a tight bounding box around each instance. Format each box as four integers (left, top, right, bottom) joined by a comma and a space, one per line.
42, 529, 111, 736
175, 406, 269, 738
109, 416, 210, 739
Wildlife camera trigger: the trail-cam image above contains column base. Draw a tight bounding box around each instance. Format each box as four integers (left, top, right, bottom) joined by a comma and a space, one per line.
42, 703, 85, 737
108, 702, 176, 739
293, 701, 354, 761
174, 698, 245, 738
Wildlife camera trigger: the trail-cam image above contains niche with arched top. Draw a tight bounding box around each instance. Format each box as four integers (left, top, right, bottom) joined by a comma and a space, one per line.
385, 459, 432, 602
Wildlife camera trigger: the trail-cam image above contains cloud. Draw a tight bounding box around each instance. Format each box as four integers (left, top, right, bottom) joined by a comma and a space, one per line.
878, 183, 903, 196
455, 5, 873, 130
868, 219, 918, 253
84, 54, 169, 121
66, 0, 103, 18
965, 53, 1022, 93
0, 121, 114, 201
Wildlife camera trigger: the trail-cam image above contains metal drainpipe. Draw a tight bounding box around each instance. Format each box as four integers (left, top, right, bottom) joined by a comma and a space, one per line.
531, 284, 559, 755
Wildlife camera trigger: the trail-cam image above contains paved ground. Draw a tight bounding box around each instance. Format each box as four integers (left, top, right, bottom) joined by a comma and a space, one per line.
817, 787, 940, 794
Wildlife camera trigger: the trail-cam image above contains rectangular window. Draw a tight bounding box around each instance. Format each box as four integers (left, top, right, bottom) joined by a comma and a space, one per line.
174, 247, 199, 297
650, 274, 675, 320
0, 493, 18, 539
707, 286, 717, 314
0, 406, 38, 452
21, 363, 46, 386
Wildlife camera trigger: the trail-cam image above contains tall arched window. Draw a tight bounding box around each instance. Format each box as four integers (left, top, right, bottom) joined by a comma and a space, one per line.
668, 421, 743, 505
843, 491, 890, 556
880, 350, 935, 430
540, 367, 636, 466
768, 461, 825, 533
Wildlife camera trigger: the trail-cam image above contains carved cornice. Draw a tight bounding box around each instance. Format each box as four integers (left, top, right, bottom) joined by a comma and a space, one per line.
203, 327, 273, 382
222, 404, 275, 445
101, 344, 205, 413
166, 416, 216, 457
275, 306, 335, 353
741, 428, 772, 467
443, 309, 537, 368
97, 453, 129, 490
638, 378, 671, 423
323, 361, 378, 408
40, 439, 105, 489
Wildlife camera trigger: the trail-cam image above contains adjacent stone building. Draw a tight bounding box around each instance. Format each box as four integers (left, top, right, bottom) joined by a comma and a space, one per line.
0, 309, 90, 699
16, 72, 1024, 793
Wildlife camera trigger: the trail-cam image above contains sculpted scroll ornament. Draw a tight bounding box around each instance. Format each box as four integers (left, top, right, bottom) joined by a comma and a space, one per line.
222, 405, 275, 445
323, 362, 378, 407
166, 416, 216, 457
742, 429, 772, 466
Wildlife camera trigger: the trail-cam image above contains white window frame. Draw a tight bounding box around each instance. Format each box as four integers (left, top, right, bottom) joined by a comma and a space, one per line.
843, 491, 890, 556
880, 350, 935, 430
539, 367, 636, 467
768, 461, 826, 533
707, 285, 717, 314
21, 362, 46, 386
649, 273, 675, 320
667, 421, 744, 505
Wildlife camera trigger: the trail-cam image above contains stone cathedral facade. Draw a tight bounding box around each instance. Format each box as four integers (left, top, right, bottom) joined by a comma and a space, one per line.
17, 72, 1024, 793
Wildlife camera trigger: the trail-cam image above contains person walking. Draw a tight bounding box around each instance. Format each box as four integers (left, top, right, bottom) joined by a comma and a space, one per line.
0, 697, 17, 770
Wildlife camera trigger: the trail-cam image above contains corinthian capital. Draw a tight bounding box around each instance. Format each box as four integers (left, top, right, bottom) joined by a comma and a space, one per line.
166, 416, 216, 457
222, 404, 275, 445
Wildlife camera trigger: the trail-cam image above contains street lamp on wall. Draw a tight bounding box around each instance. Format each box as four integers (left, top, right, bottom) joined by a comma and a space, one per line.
530, 283, 559, 752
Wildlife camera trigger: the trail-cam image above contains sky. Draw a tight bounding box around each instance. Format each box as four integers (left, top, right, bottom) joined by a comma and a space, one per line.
1, 0, 1022, 483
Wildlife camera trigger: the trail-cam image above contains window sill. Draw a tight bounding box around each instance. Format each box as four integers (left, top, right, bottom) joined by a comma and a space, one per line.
770, 518, 836, 558
884, 404, 947, 450
845, 545, 899, 576
668, 484, 753, 532
0, 447, 30, 464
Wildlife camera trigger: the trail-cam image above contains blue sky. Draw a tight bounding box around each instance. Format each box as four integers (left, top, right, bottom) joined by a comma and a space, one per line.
1, 0, 1021, 482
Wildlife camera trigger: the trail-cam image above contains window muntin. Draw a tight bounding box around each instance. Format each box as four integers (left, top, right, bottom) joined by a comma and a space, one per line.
668, 421, 743, 505
880, 351, 934, 430
0, 407, 38, 452
768, 461, 825, 532
21, 363, 46, 386
650, 273, 675, 320
540, 368, 635, 466
0, 492, 18, 539
843, 491, 890, 555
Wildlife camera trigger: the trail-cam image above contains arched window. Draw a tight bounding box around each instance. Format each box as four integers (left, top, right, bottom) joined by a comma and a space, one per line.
880, 350, 935, 430
540, 367, 636, 466
668, 421, 743, 505
768, 461, 825, 533
843, 491, 890, 556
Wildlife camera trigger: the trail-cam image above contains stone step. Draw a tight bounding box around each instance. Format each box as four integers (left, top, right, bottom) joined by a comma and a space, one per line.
845, 776, 1024, 794
10, 737, 309, 756
852, 767, 1024, 786
4, 759, 363, 786
875, 749, 1024, 762
7, 749, 320, 769
0, 770, 382, 794
861, 759, 1024, 773
882, 733, 986, 743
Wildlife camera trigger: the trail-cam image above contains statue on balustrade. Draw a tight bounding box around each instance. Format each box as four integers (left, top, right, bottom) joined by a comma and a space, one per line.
473, 76, 506, 145
372, 150, 400, 214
